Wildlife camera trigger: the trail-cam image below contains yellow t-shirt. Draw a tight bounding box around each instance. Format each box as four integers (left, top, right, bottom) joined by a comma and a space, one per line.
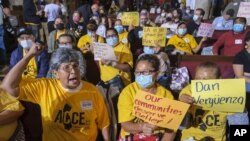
77, 34, 104, 53
118, 31, 130, 48
118, 82, 174, 138
22, 50, 38, 78
99, 43, 133, 85
19, 79, 110, 141
167, 34, 197, 54
179, 85, 228, 141
0, 90, 24, 141
56, 29, 66, 40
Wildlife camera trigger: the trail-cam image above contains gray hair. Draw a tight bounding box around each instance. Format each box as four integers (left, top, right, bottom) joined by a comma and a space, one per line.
47, 48, 86, 78
50, 48, 80, 70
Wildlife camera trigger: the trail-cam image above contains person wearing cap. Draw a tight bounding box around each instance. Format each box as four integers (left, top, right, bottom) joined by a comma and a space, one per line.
212, 9, 234, 30
9, 27, 50, 78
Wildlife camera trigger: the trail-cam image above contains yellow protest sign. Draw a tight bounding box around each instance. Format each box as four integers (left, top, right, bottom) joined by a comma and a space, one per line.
142, 27, 167, 47
132, 91, 190, 131
121, 12, 139, 26
191, 79, 246, 112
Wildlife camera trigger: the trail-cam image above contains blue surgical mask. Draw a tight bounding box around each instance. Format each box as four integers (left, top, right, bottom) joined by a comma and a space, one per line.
143, 46, 155, 54
114, 25, 124, 33
193, 15, 199, 21
177, 28, 187, 36
135, 74, 154, 88
233, 24, 244, 33
106, 37, 118, 47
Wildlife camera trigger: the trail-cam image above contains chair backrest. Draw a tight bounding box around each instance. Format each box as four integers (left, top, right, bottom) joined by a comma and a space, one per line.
178, 55, 235, 79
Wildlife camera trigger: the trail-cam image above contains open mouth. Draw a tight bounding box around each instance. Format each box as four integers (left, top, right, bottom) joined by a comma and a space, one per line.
68, 77, 79, 84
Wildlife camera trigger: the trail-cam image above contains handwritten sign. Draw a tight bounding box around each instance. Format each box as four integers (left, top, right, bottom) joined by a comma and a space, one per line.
92, 42, 117, 61
132, 91, 190, 131
142, 27, 167, 47
197, 23, 215, 37
237, 2, 250, 18
121, 12, 139, 26
191, 79, 246, 112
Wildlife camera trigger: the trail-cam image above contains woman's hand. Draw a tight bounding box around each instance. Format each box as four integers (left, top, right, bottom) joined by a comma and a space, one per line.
179, 94, 194, 104
140, 123, 158, 136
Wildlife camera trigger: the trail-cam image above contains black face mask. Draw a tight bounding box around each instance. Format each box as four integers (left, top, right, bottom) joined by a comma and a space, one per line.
166, 17, 172, 22
56, 23, 65, 30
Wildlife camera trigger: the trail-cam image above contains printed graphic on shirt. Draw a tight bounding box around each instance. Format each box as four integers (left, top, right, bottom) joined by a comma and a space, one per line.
193, 109, 222, 131
54, 103, 90, 130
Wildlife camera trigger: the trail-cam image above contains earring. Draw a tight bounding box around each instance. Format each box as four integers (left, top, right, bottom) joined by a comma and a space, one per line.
245, 45, 249, 49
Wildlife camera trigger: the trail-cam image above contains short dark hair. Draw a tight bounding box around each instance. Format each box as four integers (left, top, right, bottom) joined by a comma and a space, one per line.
196, 8, 205, 16
234, 17, 247, 24
58, 34, 75, 45
196, 62, 221, 79
136, 54, 160, 71
106, 28, 118, 36
226, 9, 234, 17
177, 22, 186, 28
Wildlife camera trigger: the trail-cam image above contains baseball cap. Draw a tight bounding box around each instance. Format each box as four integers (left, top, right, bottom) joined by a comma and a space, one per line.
16, 27, 33, 37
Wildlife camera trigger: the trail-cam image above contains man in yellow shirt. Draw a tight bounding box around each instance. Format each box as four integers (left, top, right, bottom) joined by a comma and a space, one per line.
100, 28, 133, 86
179, 62, 248, 141
1, 46, 110, 141
0, 89, 24, 141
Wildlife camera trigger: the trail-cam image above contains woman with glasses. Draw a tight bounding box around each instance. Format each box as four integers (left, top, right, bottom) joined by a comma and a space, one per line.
117, 54, 176, 141
1, 46, 110, 141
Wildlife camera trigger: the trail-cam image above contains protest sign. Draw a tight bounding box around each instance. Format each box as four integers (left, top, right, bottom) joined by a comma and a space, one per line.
92, 42, 117, 61
132, 91, 190, 131
121, 12, 139, 26
237, 2, 250, 18
197, 23, 215, 37
142, 27, 167, 47
191, 79, 246, 112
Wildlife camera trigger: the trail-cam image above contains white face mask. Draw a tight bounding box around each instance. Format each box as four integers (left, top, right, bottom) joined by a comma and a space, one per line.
58, 44, 73, 49
20, 39, 33, 49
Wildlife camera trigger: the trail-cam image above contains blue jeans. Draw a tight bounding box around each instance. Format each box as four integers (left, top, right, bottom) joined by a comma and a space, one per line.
0, 25, 5, 50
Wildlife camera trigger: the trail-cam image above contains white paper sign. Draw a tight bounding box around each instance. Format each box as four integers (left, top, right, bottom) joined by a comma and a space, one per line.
197, 23, 215, 37
93, 42, 117, 61
237, 2, 250, 18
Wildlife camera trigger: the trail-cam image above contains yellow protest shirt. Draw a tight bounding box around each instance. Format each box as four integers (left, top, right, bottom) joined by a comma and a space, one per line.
118, 31, 130, 48
77, 34, 104, 53
99, 43, 133, 85
56, 29, 66, 40
167, 34, 197, 54
22, 50, 38, 78
179, 85, 228, 141
19, 79, 110, 141
118, 82, 174, 138
0, 90, 24, 141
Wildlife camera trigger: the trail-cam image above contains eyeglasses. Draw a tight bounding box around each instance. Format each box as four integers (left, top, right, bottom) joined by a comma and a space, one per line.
134, 70, 156, 76
59, 63, 79, 73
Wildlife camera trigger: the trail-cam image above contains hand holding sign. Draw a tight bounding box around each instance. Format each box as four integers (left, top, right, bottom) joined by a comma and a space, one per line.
93, 42, 117, 61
